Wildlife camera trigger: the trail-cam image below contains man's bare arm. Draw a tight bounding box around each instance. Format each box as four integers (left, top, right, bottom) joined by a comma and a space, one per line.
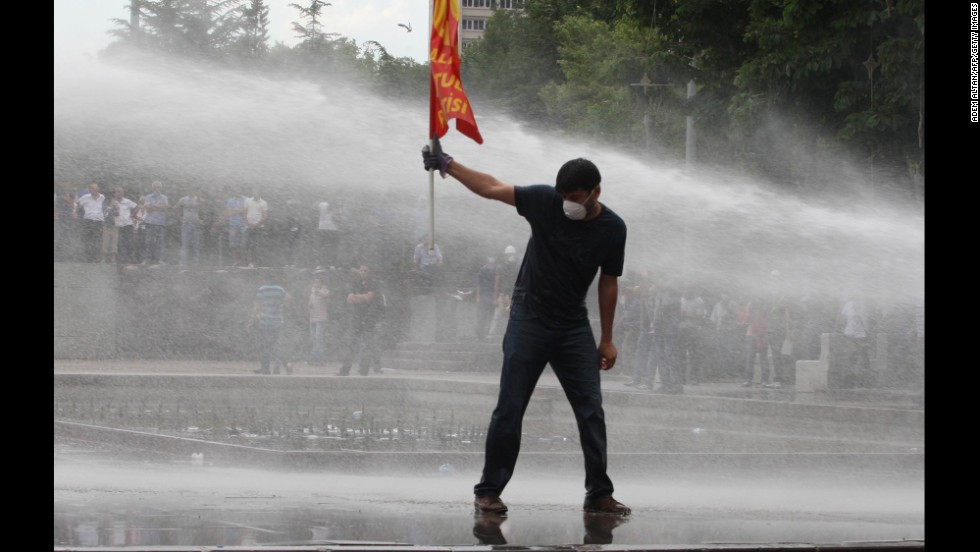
596, 272, 619, 370
444, 160, 516, 206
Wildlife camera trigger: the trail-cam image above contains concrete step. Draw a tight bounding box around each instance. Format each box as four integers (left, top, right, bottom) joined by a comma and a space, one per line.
389, 340, 500, 352
383, 357, 498, 372
54, 372, 924, 452
382, 341, 501, 371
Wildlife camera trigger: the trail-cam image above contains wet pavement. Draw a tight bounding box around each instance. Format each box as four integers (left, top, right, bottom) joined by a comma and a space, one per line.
54, 360, 925, 551
52, 358, 925, 409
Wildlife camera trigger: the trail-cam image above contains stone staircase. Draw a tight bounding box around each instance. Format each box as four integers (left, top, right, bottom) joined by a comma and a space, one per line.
381, 340, 501, 372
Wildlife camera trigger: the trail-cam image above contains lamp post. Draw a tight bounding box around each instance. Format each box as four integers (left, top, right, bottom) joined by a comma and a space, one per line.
633, 70, 695, 272
632, 70, 697, 172
863, 52, 879, 208
631, 71, 671, 154
685, 78, 697, 173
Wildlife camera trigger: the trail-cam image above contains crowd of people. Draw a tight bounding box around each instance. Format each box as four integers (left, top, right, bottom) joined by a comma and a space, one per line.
610, 269, 924, 393
56, 151, 923, 521
54, 180, 350, 269
231, 258, 920, 397
55, 179, 924, 392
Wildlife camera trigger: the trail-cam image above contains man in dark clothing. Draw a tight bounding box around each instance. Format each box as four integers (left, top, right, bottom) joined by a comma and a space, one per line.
422, 139, 631, 517
338, 264, 383, 376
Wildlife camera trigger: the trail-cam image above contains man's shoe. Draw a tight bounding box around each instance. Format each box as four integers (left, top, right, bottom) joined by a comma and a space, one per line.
474, 495, 508, 515
582, 511, 629, 544
583, 496, 631, 516
472, 514, 507, 545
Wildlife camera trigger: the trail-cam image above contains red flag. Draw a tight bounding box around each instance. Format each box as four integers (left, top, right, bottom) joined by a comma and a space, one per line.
429, 0, 483, 144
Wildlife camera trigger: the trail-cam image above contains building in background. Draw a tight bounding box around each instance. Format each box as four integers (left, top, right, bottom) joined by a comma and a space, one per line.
460, 0, 525, 50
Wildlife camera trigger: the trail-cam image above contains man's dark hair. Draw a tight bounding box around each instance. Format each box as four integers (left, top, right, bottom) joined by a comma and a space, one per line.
555, 158, 601, 193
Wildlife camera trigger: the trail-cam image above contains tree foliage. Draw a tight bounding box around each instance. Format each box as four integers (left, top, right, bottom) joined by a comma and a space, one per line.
461, 0, 923, 197
461, 9, 563, 125
231, 0, 272, 62
97, 0, 924, 199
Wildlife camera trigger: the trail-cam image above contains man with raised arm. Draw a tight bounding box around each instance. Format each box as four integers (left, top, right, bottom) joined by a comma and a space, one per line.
421, 139, 631, 517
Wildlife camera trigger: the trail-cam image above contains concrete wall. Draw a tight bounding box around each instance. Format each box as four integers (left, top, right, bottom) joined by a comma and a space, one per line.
54, 263, 119, 359
54, 264, 409, 361
54, 263, 476, 361
407, 294, 478, 342
53, 372, 924, 456
796, 332, 924, 392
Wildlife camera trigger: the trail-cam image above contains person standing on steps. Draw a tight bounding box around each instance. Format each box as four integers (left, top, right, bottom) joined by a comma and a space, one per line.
140, 180, 169, 265
338, 265, 384, 376
474, 255, 499, 341
488, 244, 519, 338
422, 137, 631, 517
247, 273, 293, 375
308, 275, 330, 366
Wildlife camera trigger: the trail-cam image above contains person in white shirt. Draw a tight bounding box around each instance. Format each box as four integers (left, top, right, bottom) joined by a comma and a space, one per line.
315, 199, 340, 269
175, 188, 204, 266
244, 188, 268, 267
839, 293, 874, 385
103, 187, 138, 264
74, 183, 106, 262
412, 234, 444, 294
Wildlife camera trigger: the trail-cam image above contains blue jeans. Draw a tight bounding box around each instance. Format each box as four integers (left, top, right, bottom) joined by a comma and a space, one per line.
258, 326, 286, 373
142, 224, 166, 263
179, 222, 201, 265
473, 302, 615, 500
310, 320, 327, 363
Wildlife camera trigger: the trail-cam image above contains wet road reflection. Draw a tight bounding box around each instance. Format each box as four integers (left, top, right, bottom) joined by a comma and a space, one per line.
54, 439, 924, 548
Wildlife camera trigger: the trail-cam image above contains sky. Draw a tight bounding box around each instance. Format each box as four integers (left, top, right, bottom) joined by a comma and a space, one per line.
54, 0, 432, 63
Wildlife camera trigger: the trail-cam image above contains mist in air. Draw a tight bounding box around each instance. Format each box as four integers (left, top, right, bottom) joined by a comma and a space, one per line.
53, 48, 923, 304
54, 37, 923, 547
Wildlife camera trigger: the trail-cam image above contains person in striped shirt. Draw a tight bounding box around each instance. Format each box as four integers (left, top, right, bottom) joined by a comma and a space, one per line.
248, 274, 293, 375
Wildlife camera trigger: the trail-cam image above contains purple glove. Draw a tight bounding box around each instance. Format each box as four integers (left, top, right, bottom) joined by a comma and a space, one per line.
421, 140, 453, 178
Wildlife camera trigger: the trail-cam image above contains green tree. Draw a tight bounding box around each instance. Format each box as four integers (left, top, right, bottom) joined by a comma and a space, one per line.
731, 0, 924, 194
539, 16, 654, 143
106, 1, 250, 59
359, 41, 428, 99
289, 1, 336, 46
462, 7, 564, 125
230, 0, 271, 62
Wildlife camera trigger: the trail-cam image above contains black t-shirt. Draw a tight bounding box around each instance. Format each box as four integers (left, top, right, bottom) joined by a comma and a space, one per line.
497, 258, 519, 295
513, 184, 627, 325
348, 276, 380, 323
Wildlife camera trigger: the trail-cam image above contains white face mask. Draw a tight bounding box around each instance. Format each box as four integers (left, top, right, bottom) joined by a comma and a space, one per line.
562, 189, 595, 220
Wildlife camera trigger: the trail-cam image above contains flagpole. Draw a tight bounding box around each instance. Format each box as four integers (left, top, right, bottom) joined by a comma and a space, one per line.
428, 137, 435, 251
427, 2, 435, 252
427, 0, 482, 253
